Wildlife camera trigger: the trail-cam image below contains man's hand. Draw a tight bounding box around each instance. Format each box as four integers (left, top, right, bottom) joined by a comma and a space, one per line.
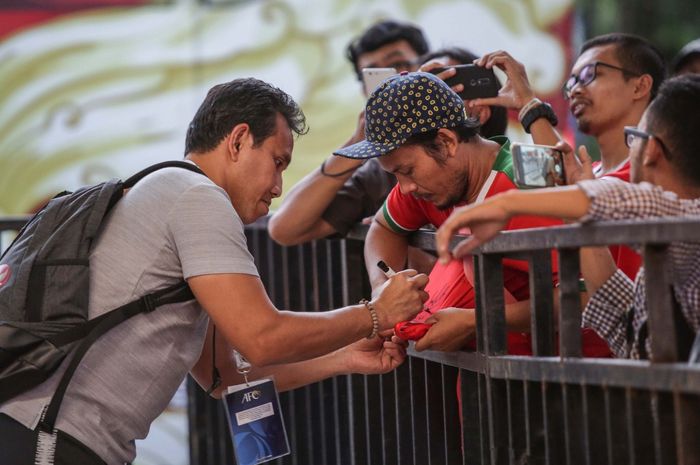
337, 332, 409, 375
372, 270, 429, 330
562, 142, 595, 184
419, 59, 490, 123
414, 307, 476, 352
419, 59, 464, 94
472, 50, 535, 111
435, 196, 512, 264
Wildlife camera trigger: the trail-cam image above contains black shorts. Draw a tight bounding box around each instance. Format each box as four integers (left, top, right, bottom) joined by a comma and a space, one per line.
0, 413, 107, 465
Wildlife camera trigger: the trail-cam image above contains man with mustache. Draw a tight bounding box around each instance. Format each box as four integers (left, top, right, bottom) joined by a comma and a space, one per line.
559, 34, 666, 294
0, 78, 428, 465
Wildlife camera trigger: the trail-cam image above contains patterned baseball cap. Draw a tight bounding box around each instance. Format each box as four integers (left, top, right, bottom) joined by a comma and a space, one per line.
334, 72, 470, 159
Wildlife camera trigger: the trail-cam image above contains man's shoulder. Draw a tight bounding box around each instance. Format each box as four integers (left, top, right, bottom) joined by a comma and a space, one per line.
489, 136, 514, 180
141, 164, 214, 189
130, 164, 228, 204
112, 164, 237, 234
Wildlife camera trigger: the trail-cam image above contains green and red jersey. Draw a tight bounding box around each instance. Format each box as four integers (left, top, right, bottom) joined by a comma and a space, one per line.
382, 137, 560, 305
385, 138, 610, 356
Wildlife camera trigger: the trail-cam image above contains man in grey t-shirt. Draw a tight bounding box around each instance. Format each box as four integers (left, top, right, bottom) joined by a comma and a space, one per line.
0, 78, 428, 465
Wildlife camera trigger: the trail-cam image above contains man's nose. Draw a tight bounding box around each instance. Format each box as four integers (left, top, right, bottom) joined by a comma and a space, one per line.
569, 80, 586, 98
397, 178, 417, 195
271, 174, 283, 198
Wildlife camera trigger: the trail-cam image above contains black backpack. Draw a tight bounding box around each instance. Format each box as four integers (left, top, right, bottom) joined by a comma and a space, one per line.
0, 161, 202, 434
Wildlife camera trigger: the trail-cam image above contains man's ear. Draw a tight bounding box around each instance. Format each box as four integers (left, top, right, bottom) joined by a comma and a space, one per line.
437, 128, 459, 157
477, 106, 492, 126
227, 123, 251, 161
642, 137, 663, 167
633, 74, 654, 101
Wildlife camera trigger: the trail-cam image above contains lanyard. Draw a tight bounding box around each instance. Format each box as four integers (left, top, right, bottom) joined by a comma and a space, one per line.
233, 350, 252, 386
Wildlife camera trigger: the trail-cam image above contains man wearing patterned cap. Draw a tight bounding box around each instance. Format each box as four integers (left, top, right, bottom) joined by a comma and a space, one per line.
335, 52, 566, 354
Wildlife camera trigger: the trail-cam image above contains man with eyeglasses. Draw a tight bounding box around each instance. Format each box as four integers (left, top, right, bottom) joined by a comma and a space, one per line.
564, 33, 666, 180
561, 34, 667, 287
436, 74, 700, 360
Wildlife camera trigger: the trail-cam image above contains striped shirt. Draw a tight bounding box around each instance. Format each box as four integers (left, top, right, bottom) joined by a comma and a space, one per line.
578, 179, 700, 358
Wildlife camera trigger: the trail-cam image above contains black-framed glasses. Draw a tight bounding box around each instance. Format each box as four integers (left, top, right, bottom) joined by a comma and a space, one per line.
623, 126, 672, 159
563, 61, 640, 99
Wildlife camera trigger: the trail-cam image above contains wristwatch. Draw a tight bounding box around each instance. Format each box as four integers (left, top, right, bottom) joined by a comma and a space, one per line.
520, 101, 558, 134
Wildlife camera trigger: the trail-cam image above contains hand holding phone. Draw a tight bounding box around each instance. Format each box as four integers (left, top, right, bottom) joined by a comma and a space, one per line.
429, 64, 499, 100
511, 143, 566, 188
473, 50, 536, 110
362, 67, 397, 97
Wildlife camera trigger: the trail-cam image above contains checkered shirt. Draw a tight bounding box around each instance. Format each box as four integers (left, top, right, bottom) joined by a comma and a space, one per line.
577, 179, 700, 358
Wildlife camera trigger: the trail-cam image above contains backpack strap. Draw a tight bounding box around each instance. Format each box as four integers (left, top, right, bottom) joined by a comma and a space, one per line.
36, 160, 205, 432
123, 160, 205, 189
1, 161, 205, 263
39, 282, 194, 432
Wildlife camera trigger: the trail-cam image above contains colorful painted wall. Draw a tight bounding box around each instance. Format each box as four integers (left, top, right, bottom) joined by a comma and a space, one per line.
1, 0, 574, 215
0, 1, 574, 463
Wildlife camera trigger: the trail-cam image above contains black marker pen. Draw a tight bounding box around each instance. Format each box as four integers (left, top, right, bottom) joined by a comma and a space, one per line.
376, 260, 396, 277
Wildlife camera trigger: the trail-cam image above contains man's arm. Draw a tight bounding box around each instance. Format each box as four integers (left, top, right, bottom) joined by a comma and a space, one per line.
187, 269, 427, 368
268, 113, 365, 245
192, 322, 408, 398
364, 212, 410, 290
560, 142, 620, 297
473, 50, 561, 146
435, 185, 590, 263
268, 157, 360, 245
413, 298, 552, 352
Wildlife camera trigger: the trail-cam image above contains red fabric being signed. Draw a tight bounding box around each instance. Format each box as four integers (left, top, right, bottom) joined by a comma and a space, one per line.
394, 258, 533, 354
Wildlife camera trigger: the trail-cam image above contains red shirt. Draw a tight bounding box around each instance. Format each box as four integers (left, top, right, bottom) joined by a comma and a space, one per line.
385, 139, 560, 354
592, 159, 643, 279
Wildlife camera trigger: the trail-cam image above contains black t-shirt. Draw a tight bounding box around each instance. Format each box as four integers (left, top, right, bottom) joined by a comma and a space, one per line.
321, 158, 396, 235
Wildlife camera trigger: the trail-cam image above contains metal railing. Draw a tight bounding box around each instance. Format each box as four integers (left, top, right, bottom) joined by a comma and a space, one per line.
187, 215, 700, 465
3, 214, 700, 465
402, 218, 700, 465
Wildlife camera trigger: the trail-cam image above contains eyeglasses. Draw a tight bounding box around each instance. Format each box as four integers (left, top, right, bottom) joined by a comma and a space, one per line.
563, 61, 640, 99
623, 126, 672, 159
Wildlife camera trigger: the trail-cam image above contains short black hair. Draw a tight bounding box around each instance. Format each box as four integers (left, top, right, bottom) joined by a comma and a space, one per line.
670, 38, 700, 75
185, 78, 307, 155
346, 20, 429, 80
580, 33, 666, 100
645, 74, 700, 185
420, 46, 508, 139
404, 125, 479, 163
421, 46, 478, 66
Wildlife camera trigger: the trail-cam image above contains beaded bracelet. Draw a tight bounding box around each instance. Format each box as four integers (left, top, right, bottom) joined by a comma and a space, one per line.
360, 299, 379, 339
517, 97, 542, 123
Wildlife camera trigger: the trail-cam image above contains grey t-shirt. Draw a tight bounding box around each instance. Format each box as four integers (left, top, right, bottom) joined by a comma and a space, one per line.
321, 158, 397, 235
0, 165, 259, 464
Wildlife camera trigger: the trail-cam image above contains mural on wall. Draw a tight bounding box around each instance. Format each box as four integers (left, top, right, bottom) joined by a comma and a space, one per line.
0, 0, 574, 216
0, 1, 574, 463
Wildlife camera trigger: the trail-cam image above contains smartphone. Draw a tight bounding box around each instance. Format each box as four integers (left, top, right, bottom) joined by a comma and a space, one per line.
511, 143, 566, 188
430, 64, 499, 100
362, 67, 396, 97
